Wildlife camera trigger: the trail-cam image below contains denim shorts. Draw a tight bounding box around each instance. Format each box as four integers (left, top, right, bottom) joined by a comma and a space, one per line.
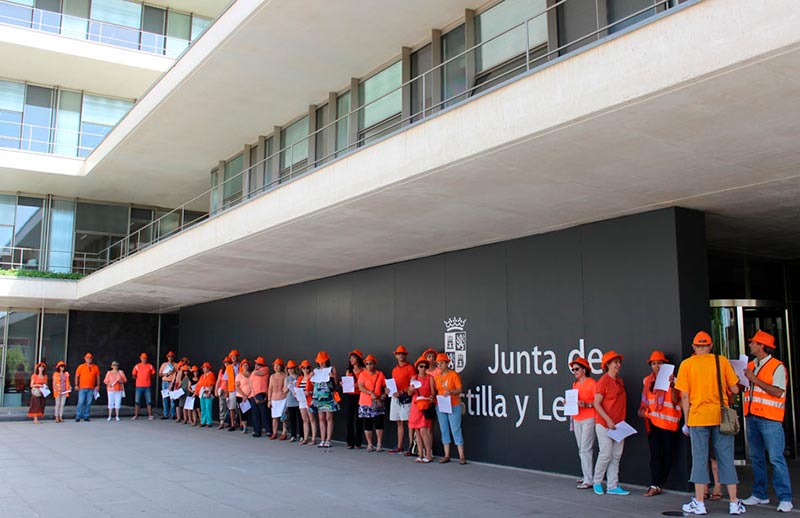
688, 425, 738, 485
135, 386, 152, 406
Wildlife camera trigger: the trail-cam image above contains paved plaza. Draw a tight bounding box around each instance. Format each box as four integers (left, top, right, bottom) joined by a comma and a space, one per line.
0, 419, 795, 518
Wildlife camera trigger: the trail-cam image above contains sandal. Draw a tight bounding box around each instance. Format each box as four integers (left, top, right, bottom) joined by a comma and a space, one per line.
459, 459, 467, 465
422, 457, 432, 463
709, 492, 722, 501
366, 445, 375, 452
415, 457, 423, 463
439, 457, 451, 464
644, 486, 662, 497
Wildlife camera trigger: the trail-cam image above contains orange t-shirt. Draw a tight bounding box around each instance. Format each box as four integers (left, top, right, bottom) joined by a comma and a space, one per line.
391, 363, 416, 393
251, 368, 269, 395
236, 373, 253, 399
572, 377, 597, 422
358, 369, 386, 407
434, 370, 462, 407
104, 370, 126, 392
132, 362, 155, 388
595, 374, 626, 428
75, 363, 100, 389
675, 353, 739, 426
30, 374, 47, 388
195, 372, 216, 395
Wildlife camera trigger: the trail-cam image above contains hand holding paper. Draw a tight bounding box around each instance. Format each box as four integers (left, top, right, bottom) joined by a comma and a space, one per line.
436, 395, 452, 414
653, 364, 675, 392
385, 378, 399, 397
564, 389, 579, 416
341, 376, 355, 394
607, 421, 637, 443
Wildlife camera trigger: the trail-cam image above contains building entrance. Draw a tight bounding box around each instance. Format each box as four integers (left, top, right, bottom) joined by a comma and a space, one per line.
710, 300, 796, 464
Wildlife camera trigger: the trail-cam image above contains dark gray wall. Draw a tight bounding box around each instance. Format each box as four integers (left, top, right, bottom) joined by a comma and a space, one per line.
179, 207, 708, 487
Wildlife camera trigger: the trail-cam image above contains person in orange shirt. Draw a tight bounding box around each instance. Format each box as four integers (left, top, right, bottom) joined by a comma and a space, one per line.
74, 353, 100, 422
131, 353, 156, 421
388, 345, 416, 455
357, 354, 386, 452
250, 356, 270, 438
592, 350, 629, 496
343, 349, 365, 449
433, 353, 466, 465
52, 361, 71, 423
28, 362, 48, 424
104, 361, 127, 422
235, 359, 253, 434
569, 356, 596, 490
195, 362, 216, 427
268, 358, 287, 440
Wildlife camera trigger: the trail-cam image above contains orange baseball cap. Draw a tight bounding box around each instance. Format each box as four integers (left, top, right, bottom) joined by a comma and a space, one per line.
750, 330, 775, 349
299, 360, 311, 368
435, 353, 450, 363
273, 358, 284, 366
315, 351, 330, 364
139, 353, 148, 360
394, 345, 408, 355
255, 356, 266, 365
569, 356, 591, 372
601, 350, 624, 370
286, 360, 297, 368
414, 356, 429, 369
692, 331, 713, 346
364, 354, 378, 364
647, 350, 668, 364
229, 349, 240, 357
349, 349, 364, 360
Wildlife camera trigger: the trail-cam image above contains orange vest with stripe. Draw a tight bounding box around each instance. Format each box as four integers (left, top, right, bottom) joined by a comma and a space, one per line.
744, 357, 785, 422
226, 364, 236, 393
642, 374, 681, 431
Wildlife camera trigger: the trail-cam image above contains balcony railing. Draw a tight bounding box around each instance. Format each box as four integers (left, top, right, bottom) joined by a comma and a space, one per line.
3, 0, 690, 278
0, 119, 110, 157
0, 0, 191, 57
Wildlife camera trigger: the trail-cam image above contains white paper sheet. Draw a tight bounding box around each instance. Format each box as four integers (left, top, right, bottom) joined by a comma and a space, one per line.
170, 388, 184, 400
93, 389, 100, 400
410, 379, 422, 389
39, 385, 52, 398
607, 421, 638, 443
341, 376, 355, 394
183, 396, 195, 410
310, 367, 331, 383
239, 399, 251, 413
564, 389, 579, 416
436, 395, 452, 414
653, 364, 675, 392
271, 398, 287, 418
161, 389, 171, 399
729, 355, 749, 388
385, 378, 399, 397
294, 387, 308, 409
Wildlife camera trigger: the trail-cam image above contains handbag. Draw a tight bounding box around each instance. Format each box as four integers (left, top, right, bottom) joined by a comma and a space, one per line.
31, 387, 43, 398
715, 354, 740, 435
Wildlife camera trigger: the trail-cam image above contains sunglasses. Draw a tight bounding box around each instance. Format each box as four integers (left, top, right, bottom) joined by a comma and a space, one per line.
365, 362, 375, 365
418, 365, 428, 369
570, 367, 582, 372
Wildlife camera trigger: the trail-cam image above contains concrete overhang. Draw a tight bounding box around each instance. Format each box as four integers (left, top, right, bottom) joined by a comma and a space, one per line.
2, 0, 800, 313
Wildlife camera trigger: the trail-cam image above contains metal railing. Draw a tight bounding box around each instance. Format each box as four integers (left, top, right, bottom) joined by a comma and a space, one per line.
0, 119, 111, 157
0, 0, 191, 57
24, 0, 684, 277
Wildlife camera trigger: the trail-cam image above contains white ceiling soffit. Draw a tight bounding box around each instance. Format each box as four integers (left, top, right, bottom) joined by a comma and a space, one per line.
144, 0, 232, 19
82, 0, 478, 208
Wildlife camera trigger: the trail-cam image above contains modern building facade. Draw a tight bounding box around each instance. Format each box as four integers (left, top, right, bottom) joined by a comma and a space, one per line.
1, 0, 799, 486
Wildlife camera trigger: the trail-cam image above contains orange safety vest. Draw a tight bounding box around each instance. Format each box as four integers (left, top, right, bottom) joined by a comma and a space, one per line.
744, 357, 786, 422
226, 364, 236, 393
642, 374, 681, 431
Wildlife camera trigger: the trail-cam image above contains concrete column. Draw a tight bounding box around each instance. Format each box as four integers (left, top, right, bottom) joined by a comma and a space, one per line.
327, 91, 338, 157
430, 29, 442, 113
307, 104, 317, 169
464, 9, 476, 98
349, 77, 359, 149
401, 46, 412, 127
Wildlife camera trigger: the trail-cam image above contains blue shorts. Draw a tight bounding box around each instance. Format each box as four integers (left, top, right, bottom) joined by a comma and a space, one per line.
135, 387, 152, 407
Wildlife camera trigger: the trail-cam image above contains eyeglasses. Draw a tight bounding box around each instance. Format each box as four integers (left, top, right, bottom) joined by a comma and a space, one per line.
570, 367, 582, 372
418, 365, 428, 369
365, 362, 375, 365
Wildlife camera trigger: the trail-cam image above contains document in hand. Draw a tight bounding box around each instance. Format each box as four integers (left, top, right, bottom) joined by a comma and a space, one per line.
161, 389, 171, 398
40, 385, 52, 398
385, 378, 398, 396
410, 379, 422, 389
653, 364, 675, 392
310, 367, 331, 383
729, 356, 749, 388
607, 421, 637, 443
93, 389, 100, 400
564, 389, 579, 416
436, 395, 453, 414
294, 387, 308, 409
184, 396, 195, 410
239, 399, 252, 413
341, 376, 355, 393
271, 398, 287, 418
170, 388, 185, 400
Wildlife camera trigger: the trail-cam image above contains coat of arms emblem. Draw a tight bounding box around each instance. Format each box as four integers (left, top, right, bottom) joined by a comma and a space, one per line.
443, 317, 467, 373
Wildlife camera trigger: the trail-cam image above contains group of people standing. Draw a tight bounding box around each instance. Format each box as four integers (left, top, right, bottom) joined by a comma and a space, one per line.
568, 330, 793, 515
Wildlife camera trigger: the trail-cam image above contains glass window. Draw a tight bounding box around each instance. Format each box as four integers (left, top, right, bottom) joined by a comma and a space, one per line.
54, 90, 82, 157
223, 153, 244, 206
475, 0, 548, 72
39, 312, 67, 366
165, 10, 190, 58
22, 85, 54, 153
210, 167, 219, 213
442, 25, 467, 107
0, 0, 33, 29
191, 15, 211, 40
264, 136, 274, 188
15, 196, 44, 268
411, 44, 432, 120
128, 206, 153, 251
335, 92, 350, 157
61, 0, 90, 39
608, 0, 656, 33
359, 61, 402, 131
0, 194, 15, 268
3, 311, 38, 408
280, 116, 309, 171
73, 201, 127, 272
0, 79, 24, 150
156, 209, 180, 239
88, 0, 142, 50
141, 5, 166, 54
79, 94, 132, 156
248, 145, 260, 196
33, 0, 61, 34
75, 201, 127, 235
47, 198, 75, 273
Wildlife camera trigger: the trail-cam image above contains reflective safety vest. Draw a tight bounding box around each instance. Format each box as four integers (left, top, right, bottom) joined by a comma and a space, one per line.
642, 374, 681, 431
744, 357, 785, 422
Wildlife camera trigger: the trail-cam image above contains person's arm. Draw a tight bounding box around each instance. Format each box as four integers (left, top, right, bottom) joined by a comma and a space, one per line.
330, 367, 339, 390
94, 367, 100, 390
120, 371, 127, 384
593, 392, 616, 430
744, 367, 784, 397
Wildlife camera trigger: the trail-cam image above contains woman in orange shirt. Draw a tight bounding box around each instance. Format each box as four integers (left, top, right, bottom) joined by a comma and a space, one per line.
28, 362, 48, 424
104, 361, 127, 422
409, 355, 436, 463
235, 359, 253, 434
52, 361, 70, 423
195, 362, 216, 427
570, 357, 597, 489
357, 354, 386, 452
433, 353, 466, 465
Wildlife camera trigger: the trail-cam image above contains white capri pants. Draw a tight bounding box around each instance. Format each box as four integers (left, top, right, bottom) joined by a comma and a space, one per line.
108, 390, 123, 409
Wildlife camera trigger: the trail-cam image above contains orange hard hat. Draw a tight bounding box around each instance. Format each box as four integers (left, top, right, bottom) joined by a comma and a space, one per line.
315, 351, 330, 364
349, 349, 364, 360
255, 356, 266, 365
647, 350, 669, 364
601, 350, 624, 370
692, 331, 713, 347
414, 356, 429, 369
750, 330, 776, 349
569, 357, 591, 372
364, 354, 378, 365
286, 360, 297, 368
299, 360, 311, 368
435, 353, 450, 363
394, 345, 408, 355
139, 353, 148, 360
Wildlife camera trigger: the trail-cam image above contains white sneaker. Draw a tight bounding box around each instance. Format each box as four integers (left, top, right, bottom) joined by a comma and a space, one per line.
742, 496, 768, 506
106, 416, 111, 421
777, 501, 793, 513
682, 498, 707, 515
729, 499, 746, 515
115, 416, 120, 421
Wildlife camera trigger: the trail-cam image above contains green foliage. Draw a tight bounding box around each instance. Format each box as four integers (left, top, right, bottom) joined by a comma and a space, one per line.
0, 269, 84, 280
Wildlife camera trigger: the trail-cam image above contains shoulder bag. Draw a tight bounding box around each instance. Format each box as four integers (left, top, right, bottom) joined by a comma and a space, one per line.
715, 354, 740, 435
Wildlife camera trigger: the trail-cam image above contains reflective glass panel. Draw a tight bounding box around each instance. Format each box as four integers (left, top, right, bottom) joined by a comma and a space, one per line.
47, 198, 75, 273
475, 0, 548, 72
359, 61, 401, 130
191, 15, 211, 40
223, 154, 244, 205
61, 0, 90, 39
165, 10, 190, 58
40, 312, 67, 366
3, 311, 38, 408
608, 0, 656, 33
442, 25, 467, 107
22, 85, 54, 153
280, 116, 309, 169
411, 44, 432, 120
141, 5, 166, 54
156, 209, 180, 239
0, 0, 33, 29
0, 80, 24, 149
335, 92, 350, 157
54, 90, 82, 157
15, 196, 43, 268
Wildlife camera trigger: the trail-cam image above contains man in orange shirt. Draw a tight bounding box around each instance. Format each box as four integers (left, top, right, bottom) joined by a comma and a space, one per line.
388, 345, 416, 455
74, 353, 100, 422
132, 353, 156, 420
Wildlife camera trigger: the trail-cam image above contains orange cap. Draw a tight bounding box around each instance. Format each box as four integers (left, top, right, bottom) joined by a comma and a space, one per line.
601, 350, 624, 370
202, 362, 212, 369
222, 356, 231, 364
394, 345, 409, 355
229, 349, 240, 357
180, 365, 190, 371
422, 348, 438, 358
286, 360, 297, 368
648, 350, 668, 364
255, 356, 266, 365
55, 361, 66, 369
273, 358, 284, 366
84, 353, 93, 359
315, 351, 330, 364
364, 354, 378, 365
139, 353, 148, 360
414, 356, 430, 369
693, 331, 713, 347
570, 357, 591, 372
349, 349, 364, 360
750, 330, 775, 349
299, 360, 311, 368
190, 365, 199, 372
435, 353, 450, 363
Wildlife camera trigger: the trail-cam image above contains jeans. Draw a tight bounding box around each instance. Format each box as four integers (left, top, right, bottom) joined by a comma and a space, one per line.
250, 394, 269, 435
200, 396, 213, 425
573, 418, 595, 485
135, 386, 151, 407
689, 425, 738, 485
436, 405, 463, 446
747, 415, 792, 501
594, 424, 625, 488
77, 388, 93, 419
162, 381, 174, 417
